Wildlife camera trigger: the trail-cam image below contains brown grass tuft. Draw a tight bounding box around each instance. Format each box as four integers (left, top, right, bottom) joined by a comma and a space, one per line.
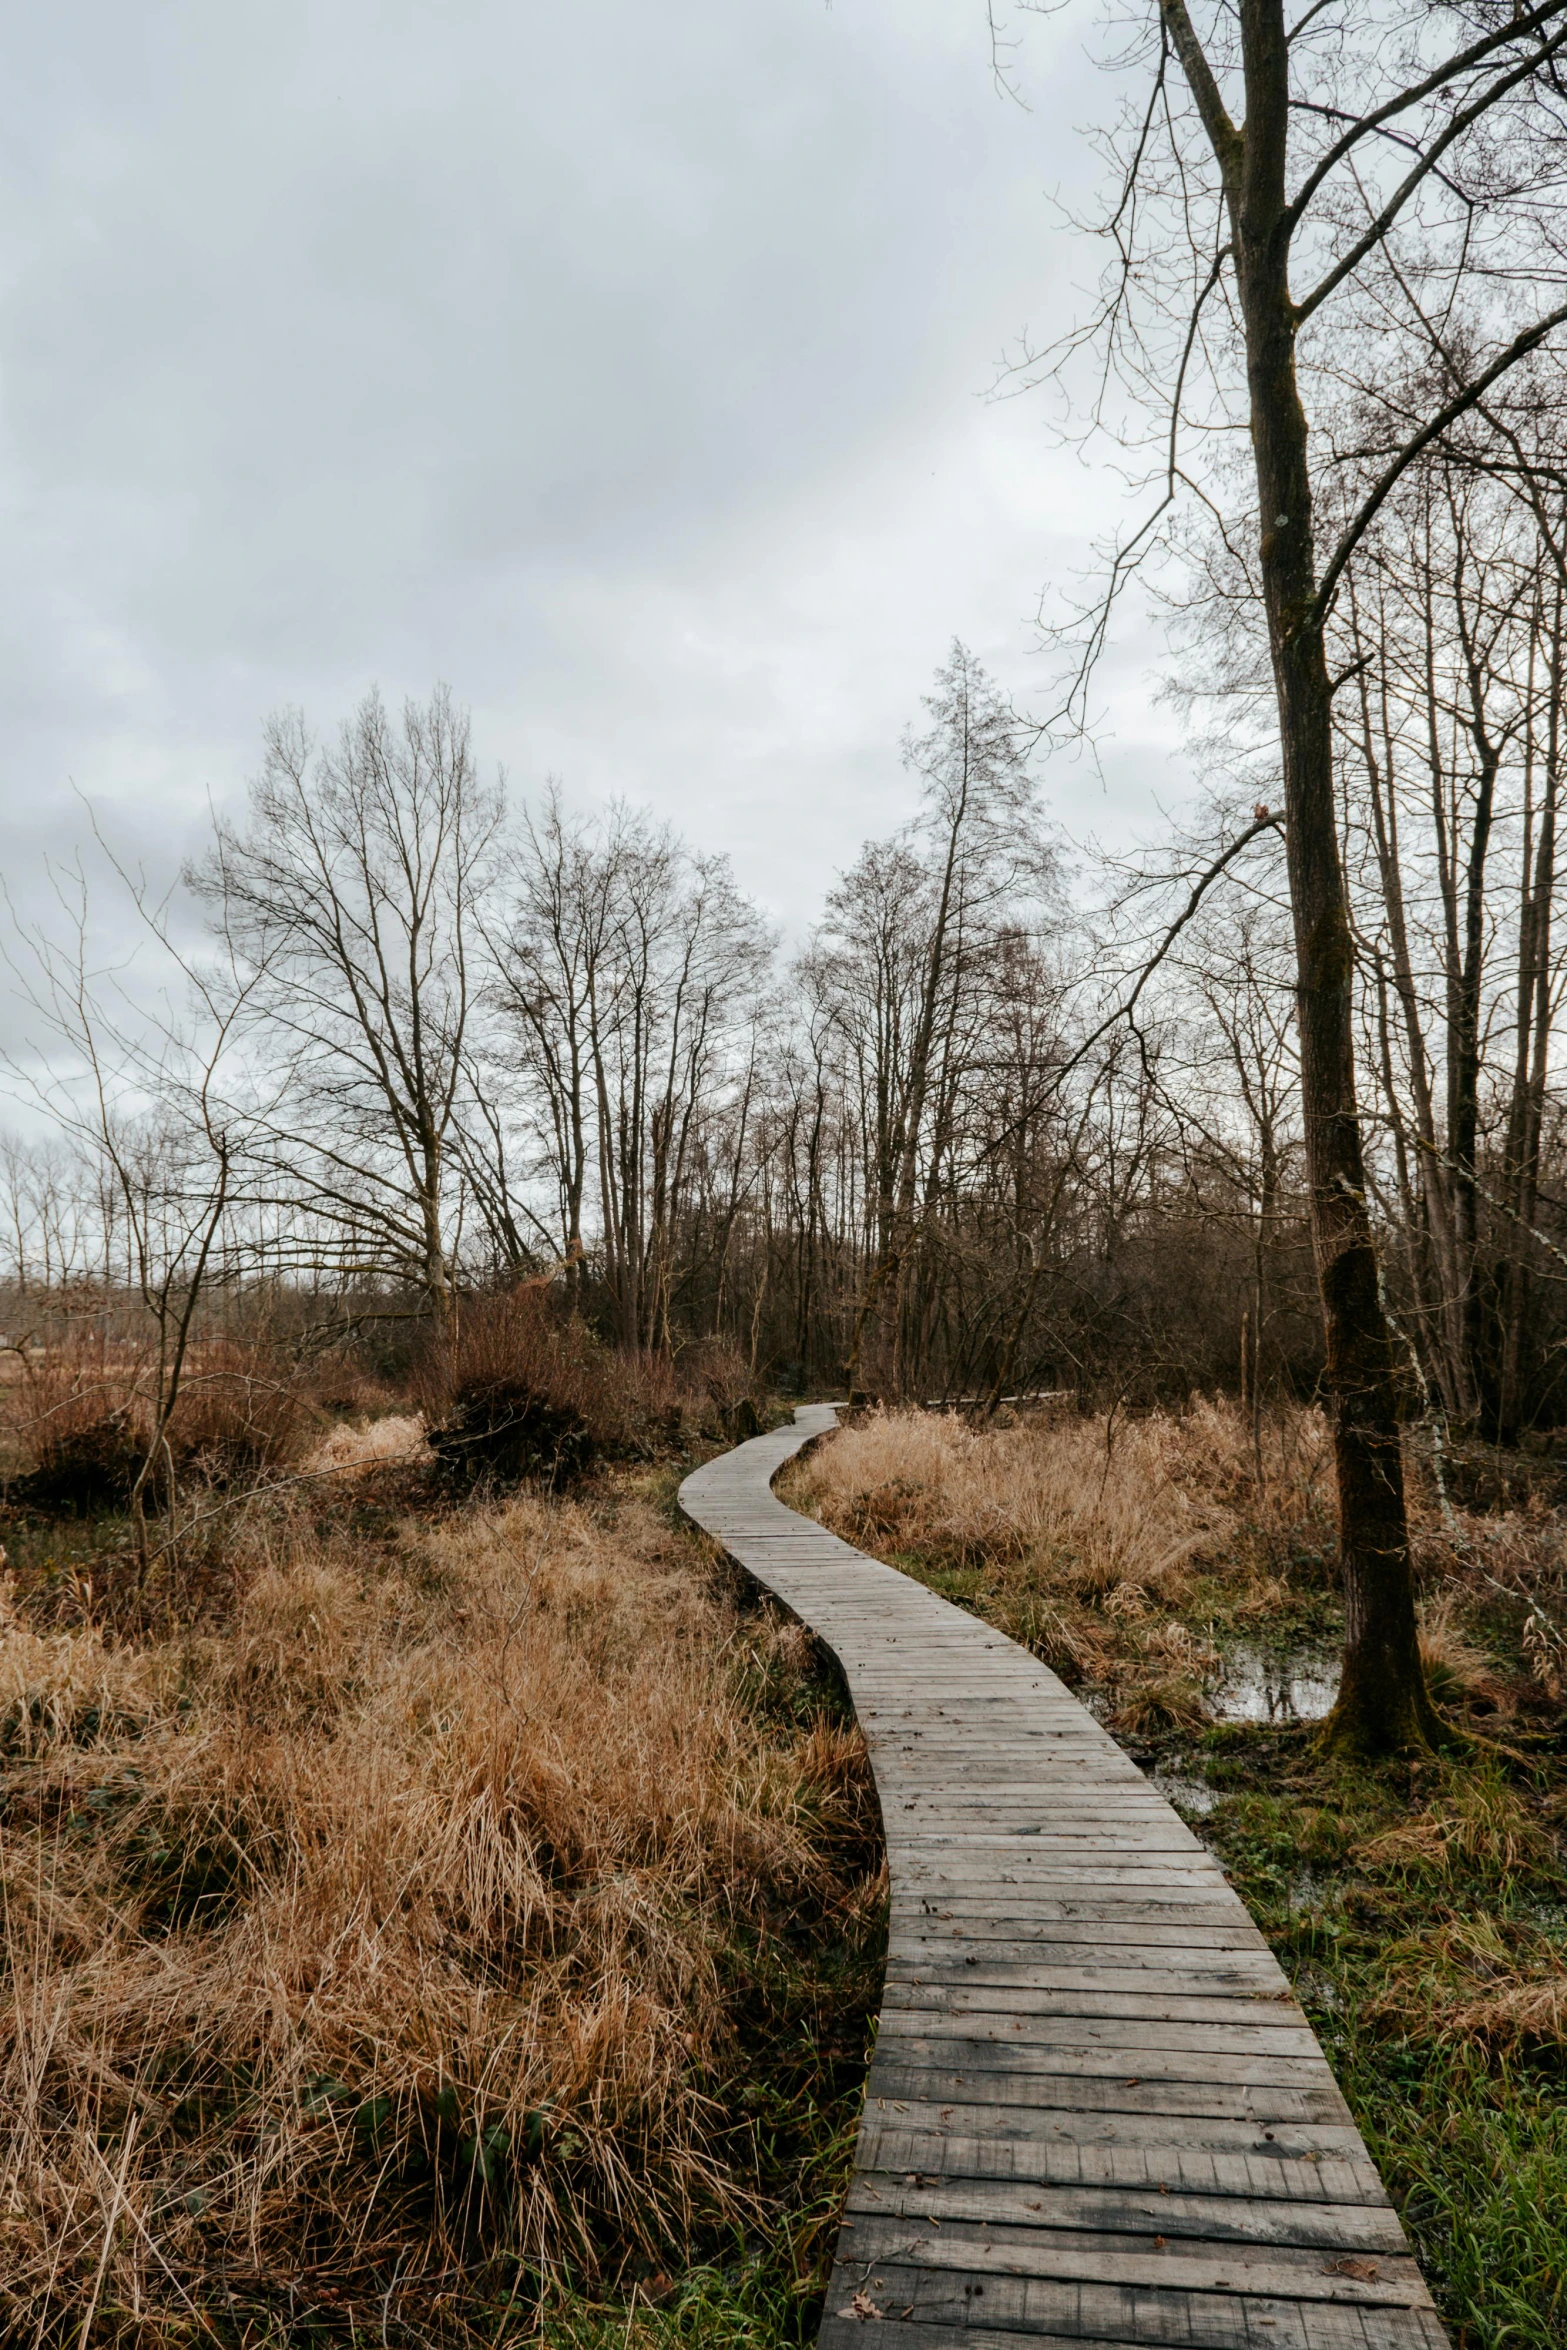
1447, 1971, 1567, 2049
1107, 1673, 1211, 1736
1362, 1918, 1567, 2052
0, 1471, 881, 2337
299, 1411, 428, 1477
1416, 1594, 1506, 1713
413, 1290, 753, 1490
1355, 1765, 1552, 1877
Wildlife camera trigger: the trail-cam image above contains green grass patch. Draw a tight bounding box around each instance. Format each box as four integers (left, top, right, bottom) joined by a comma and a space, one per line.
1171, 1729, 1567, 2350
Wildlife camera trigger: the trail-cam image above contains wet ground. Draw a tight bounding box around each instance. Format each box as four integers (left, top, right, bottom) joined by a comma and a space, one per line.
1148, 1769, 1217, 1814
1212, 1636, 1339, 1723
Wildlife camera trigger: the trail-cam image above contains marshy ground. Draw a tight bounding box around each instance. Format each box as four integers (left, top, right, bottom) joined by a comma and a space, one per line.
786, 1399, 1567, 2350
4, 1390, 1564, 2348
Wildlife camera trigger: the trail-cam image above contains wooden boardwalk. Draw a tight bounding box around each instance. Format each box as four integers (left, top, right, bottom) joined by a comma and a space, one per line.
680, 1406, 1446, 2350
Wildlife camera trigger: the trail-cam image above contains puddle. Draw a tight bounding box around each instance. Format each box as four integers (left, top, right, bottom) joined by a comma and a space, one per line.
1212, 1640, 1339, 1724
1085, 1637, 1340, 1732
1150, 1771, 1218, 1816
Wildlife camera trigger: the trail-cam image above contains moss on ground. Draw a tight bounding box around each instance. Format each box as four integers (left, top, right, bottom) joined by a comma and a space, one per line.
1173, 1729, 1567, 2349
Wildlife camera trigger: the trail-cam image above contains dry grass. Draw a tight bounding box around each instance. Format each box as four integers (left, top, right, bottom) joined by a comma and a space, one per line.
299, 1411, 429, 1476
1414, 1592, 1506, 1711
1447, 1971, 1567, 2048
0, 1470, 881, 2341
1354, 1763, 1554, 1877
794, 1397, 1330, 1592
1413, 1496, 1567, 1702
1358, 1911, 1567, 2054
787, 1400, 1336, 1715
790, 1401, 1567, 1734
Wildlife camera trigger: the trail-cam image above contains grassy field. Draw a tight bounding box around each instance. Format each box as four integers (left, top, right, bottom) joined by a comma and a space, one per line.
6, 1382, 1563, 2347
786, 1400, 1567, 2350
0, 1443, 885, 2347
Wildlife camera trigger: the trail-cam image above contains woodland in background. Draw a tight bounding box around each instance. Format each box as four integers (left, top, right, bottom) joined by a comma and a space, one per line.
6, 560, 1567, 1464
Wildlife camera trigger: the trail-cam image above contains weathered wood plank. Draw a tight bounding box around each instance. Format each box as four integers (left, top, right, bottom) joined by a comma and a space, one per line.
678, 1410, 1445, 2349
836, 2212, 1426, 2304
881, 1982, 1300, 2021
876, 2011, 1325, 2058
891, 1911, 1271, 1939
862, 2084, 1366, 2141
857, 2127, 1391, 2207
845, 2173, 1408, 2253
866, 2061, 1352, 2118
818, 2288, 1448, 2350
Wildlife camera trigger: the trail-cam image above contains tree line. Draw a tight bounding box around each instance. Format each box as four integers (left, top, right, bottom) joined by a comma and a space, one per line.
4, 607, 1565, 1446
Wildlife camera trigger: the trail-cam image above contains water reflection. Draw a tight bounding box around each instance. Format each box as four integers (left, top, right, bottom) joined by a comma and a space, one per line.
1213, 1640, 1340, 1723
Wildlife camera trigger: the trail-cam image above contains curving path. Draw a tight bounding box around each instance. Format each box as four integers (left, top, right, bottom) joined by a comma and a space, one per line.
680, 1405, 1446, 2350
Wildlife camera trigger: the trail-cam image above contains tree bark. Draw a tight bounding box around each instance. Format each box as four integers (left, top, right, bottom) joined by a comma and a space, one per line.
1164, 0, 1444, 1752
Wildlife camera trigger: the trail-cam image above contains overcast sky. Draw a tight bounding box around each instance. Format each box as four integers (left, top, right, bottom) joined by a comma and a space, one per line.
1, 0, 1190, 969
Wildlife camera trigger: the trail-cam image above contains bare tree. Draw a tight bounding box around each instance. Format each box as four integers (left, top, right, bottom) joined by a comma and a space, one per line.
3, 849, 265, 1573
839, 642, 1053, 1395
477, 787, 620, 1293
485, 799, 772, 1350
1017, 0, 1567, 1752
1326, 406, 1567, 1432
191, 686, 503, 1324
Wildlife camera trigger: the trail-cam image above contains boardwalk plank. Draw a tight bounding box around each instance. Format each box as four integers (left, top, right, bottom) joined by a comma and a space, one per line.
678, 1409, 1445, 2350
882, 1983, 1301, 2020
858, 2128, 1391, 2207
877, 2011, 1324, 2056
837, 2212, 1426, 2303
844, 2176, 1409, 2253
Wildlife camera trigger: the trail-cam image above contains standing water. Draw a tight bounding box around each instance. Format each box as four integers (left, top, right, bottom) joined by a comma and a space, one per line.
1212, 1639, 1339, 1723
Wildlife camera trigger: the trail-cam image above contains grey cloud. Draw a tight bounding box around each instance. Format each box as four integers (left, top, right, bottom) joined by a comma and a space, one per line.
0, 0, 1189, 996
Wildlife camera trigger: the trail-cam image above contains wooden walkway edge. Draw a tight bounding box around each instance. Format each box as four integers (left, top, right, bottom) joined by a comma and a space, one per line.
680, 1406, 1447, 2350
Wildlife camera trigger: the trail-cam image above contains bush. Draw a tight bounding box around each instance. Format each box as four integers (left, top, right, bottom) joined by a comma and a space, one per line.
417, 1287, 642, 1490
11, 1407, 155, 1515
4, 1324, 308, 1516
4, 1326, 156, 1513
167, 1338, 307, 1481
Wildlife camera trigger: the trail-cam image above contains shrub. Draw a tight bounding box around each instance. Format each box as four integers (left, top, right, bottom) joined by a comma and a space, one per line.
11, 1406, 154, 1515
416, 1287, 641, 1489
165, 1336, 308, 1480
4, 1322, 309, 1514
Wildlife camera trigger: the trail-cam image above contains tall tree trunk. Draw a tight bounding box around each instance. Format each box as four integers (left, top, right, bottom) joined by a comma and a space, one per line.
420, 1132, 451, 1330
1351, 607, 1464, 1411
1166, 0, 1443, 1752
1450, 601, 1502, 1419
